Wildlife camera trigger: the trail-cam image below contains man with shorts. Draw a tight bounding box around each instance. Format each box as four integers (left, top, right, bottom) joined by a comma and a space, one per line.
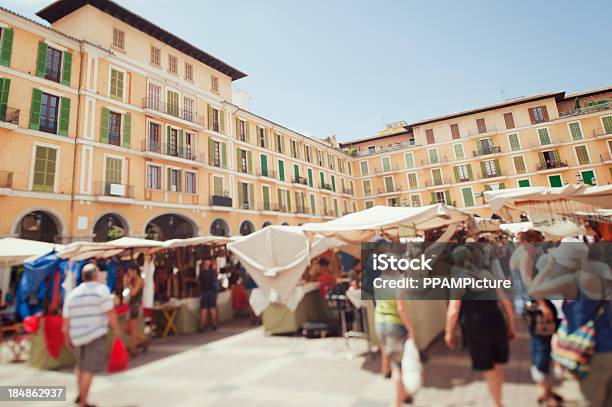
199, 259, 218, 331
62, 263, 122, 407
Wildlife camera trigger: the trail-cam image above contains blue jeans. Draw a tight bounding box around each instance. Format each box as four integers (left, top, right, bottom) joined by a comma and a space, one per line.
530, 333, 552, 381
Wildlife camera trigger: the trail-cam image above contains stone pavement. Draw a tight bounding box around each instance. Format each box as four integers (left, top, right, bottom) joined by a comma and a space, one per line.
0, 318, 584, 407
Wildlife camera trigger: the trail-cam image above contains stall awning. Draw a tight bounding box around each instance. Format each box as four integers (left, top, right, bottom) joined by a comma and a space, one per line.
58, 237, 163, 261
0, 237, 64, 267
301, 204, 472, 243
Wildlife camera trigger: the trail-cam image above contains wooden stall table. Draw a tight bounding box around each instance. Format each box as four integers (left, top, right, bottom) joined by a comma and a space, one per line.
153, 304, 179, 337
258, 283, 328, 335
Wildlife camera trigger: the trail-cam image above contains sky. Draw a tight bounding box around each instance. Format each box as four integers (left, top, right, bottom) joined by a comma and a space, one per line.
6, 0, 612, 141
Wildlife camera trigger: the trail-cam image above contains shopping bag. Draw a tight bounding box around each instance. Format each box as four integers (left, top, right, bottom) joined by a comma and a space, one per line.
23, 315, 40, 334
107, 338, 129, 373
401, 338, 423, 395
43, 315, 64, 358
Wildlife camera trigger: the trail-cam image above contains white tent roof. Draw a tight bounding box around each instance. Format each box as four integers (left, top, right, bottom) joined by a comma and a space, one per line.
0, 237, 64, 267
302, 204, 471, 242
58, 237, 163, 261
484, 184, 612, 219
152, 235, 234, 252
227, 225, 344, 304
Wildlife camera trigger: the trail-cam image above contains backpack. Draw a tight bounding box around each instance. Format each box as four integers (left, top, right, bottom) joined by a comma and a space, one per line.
551, 301, 606, 378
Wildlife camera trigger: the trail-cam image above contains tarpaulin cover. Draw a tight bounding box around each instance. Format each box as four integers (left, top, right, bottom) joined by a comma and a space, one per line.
16, 252, 62, 318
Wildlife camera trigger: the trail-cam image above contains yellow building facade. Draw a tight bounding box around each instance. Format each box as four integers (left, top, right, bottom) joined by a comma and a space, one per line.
0, 1, 610, 243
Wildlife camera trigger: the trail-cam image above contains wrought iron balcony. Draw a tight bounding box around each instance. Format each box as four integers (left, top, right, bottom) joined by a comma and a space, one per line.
424, 177, 453, 187
420, 155, 449, 166
210, 194, 232, 207
256, 169, 276, 179
480, 172, 503, 179
0, 106, 20, 125
292, 176, 308, 186
473, 146, 502, 157
142, 97, 206, 126
375, 163, 401, 174
141, 140, 204, 162
95, 181, 134, 198
294, 206, 310, 215
378, 185, 403, 194
342, 187, 354, 195
320, 182, 333, 191
536, 160, 568, 171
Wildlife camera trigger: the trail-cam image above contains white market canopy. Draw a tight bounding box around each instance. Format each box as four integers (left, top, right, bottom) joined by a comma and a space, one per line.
484, 184, 612, 220
152, 235, 236, 252
227, 225, 344, 304
58, 237, 164, 261
0, 237, 64, 267
301, 204, 472, 243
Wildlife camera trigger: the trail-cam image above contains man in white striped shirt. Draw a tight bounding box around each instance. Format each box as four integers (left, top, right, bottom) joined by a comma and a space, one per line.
62, 263, 121, 407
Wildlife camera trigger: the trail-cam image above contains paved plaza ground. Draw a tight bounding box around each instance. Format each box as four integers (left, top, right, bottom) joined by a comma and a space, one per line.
0, 318, 584, 407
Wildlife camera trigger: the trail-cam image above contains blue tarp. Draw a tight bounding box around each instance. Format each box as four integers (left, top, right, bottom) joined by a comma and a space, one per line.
16, 251, 62, 318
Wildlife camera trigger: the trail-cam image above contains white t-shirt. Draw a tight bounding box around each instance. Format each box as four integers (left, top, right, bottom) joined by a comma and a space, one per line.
63, 281, 113, 346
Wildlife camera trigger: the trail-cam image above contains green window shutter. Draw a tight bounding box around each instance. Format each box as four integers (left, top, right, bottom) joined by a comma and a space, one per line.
602, 116, 612, 134
569, 122, 582, 140
549, 175, 562, 188
221, 142, 227, 168
331, 175, 336, 192
208, 139, 214, 165
287, 191, 291, 212
404, 153, 414, 168
247, 151, 253, 174
166, 125, 171, 154
508, 133, 520, 151
219, 109, 225, 134
278, 160, 285, 181
499, 182, 506, 189
29, 88, 42, 130
430, 192, 436, 204
538, 128, 551, 145
249, 184, 255, 207
122, 112, 131, 148
538, 152, 546, 166
467, 164, 473, 180
294, 164, 299, 180
263, 187, 270, 210
552, 150, 561, 162
494, 159, 501, 175
480, 161, 486, 177
277, 189, 282, 210
0, 28, 14, 67
0, 78, 10, 120
178, 129, 184, 157
237, 182, 244, 208
308, 168, 313, 187
453, 166, 460, 183
237, 148, 242, 171
166, 168, 171, 190
518, 179, 530, 188
462, 188, 474, 207
99, 107, 109, 143
58, 96, 70, 136
61, 51, 72, 86
453, 144, 464, 159
320, 171, 324, 187
36, 41, 48, 78
235, 117, 240, 139
444, 190, 451, 205
260, 155, 268, 176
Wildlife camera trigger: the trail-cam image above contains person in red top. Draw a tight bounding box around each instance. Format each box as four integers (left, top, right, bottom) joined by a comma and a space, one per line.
317, 258, 337, 298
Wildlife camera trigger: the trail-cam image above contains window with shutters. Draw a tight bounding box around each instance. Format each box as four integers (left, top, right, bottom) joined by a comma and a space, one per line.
239, 182, 250, 209
410, 195, 421, 207
278, 160, 285, 182
337, 157, 343, 173
384, 176, 394, 193
104, 157, 123, 194
381, 156, 391, 172
183, 96, 194, 122
184, 172, 196, 194
404, 152, 414, 169
512, 155, 527, 174
168, 128, 179, 156
257, 127, 266, 148
108, 111, 122, 146
450, 123, 460, 139
146, 165, 161, 190
328, 153, 335, 170
360, 160, 369, 176
167, 168, 181, 192
275, 133, 283, 153
456, 165, 470, 182
332, 199, 339, 216
530, 106, 547, 123
538, 128, 551, 145
425, 129, 435, 144
483, 160, 498, 177
32, 145, 57, 192
568, 122, 583, 140
310, 194, 316, 215
461, 187, 475, 207
168, 54, 178, 74
453, 143, 464, 160
109, 68, 124, 101
476, 118, 487, 134
503, 112, 515, 129
147, 82, 161, 110
112, 28, 125, 50
365, 200, 374, 209
262, 185, 271, 211
428, 148, 439, 164
239, 149, 248, 173
575, 145, 590, 165
212, 141, 221, 167
508, 133, 520, 151
305, 145, 312, 163
603, 116, 612, 134
39, 92, 60, 134
291, 139, 298, 158
213, 176, 223, 196
362, 180, 372, 196
44, 46, 62, 83
185, 63, 193, 81
150, 46, 161, 66
347, 161, 352, 176
167, 90, 179, 117
238, 119, 247, 142
148, 122, 160, 152
431, 168, 443, 185
434, 191, 447, 204
407, 172, 418, 189
185, 132, 193, 159
211, 76, 219, 93
211, 108, 220, 132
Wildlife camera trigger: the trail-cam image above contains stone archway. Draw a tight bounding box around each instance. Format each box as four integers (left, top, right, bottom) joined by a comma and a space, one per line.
210, 218, 230, 237
93, 213, 129, 242
145, 214, 197, 241
262, 221, 272, 228
17, 210, 61, 243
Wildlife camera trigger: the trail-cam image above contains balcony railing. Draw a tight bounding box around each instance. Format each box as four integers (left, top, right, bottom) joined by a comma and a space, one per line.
0, 170, 13, 188
600, 153, 612, 163
237, 201, 254, 210
420, 155, 449, 166
256, 169, 276, 179
430, 200, 456, 206
320, 182, 333, 191
536, 160, 568, 171
0, 107, 20, 125
142, 140, 204, 162
210, 194, 232, 207
424, 177, 453, 187
95, 181, 134, 198
480, 172, 503, 179
473, 146, 502, 157
292, 176, 308, 186
375, 163, 402, 174
559, 101, 612, 118
142, 97, 206, 126
323, 209, 336, 217
378, 185, 403, 194
294, 206, 310, 215
342, 187, 354, 195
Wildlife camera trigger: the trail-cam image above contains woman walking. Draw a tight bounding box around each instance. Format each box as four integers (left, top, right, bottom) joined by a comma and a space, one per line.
124, 264, 148, 357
